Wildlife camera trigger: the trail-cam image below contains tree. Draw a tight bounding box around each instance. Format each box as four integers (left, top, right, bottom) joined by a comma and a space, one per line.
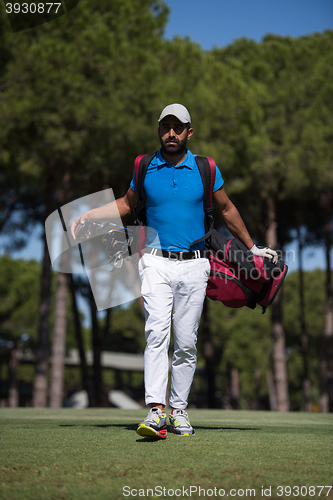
67, 275, 93, 405
208, 31, 333, 411
283, 270, 327, 410
0, 256, 42, 406
0, 0, 169, 406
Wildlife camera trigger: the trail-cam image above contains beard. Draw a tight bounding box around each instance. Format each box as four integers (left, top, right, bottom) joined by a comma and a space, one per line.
160, 135, 188, 156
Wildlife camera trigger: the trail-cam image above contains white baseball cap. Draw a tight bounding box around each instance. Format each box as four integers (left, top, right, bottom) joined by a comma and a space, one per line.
158, 103, 191, 124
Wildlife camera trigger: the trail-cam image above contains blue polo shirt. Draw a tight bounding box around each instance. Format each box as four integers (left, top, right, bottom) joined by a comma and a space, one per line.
130, 149, 224, 251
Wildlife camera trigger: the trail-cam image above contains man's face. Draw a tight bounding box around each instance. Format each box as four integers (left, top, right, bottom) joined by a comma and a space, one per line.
158, 116, 193, 156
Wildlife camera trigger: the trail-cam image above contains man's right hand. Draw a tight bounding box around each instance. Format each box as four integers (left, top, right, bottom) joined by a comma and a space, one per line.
70, 212, 90, 240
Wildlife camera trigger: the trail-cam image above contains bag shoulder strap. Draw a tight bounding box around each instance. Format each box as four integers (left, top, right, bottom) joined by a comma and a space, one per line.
133, 152, 157, 225
189, 156, 216, 247
134, 152, 157, 201
195, 156, 216, 210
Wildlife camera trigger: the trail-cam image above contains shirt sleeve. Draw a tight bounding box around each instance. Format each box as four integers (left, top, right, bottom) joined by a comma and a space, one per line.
213, 165, 224, 192
130, 171, 137, 192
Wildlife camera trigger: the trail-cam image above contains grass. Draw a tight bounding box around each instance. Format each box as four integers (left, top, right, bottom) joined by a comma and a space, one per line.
0, 409, 332, 500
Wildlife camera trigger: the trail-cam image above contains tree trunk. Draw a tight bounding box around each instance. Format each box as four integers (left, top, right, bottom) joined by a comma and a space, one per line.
90, 291, 103, 406
8, 344, 19, 407
230, 367, 240, 409
266, 196, 289, 411
320, 191, 333, 412
266, 369, 278, 411
103, 308, 111, 344
222, 367, 239, 410
49, 172, 71, 408
33, 232, 52, 407
33, 164, 54, 407
202, 298, 216, 408
68, 275, 94, 406
49, 271, 68, 407
222, 372, 232, 410
253, 367, 262, 410
296, 218, 311, 412
271, 292, 289, 411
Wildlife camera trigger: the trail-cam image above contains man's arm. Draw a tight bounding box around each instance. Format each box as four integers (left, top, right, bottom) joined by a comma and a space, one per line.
213, 186, 254, 250
213, 186, 278, 262
70, 188, 137, 239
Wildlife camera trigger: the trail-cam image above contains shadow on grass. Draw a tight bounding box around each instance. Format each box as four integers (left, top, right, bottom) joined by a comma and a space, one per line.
195, 426, 260, 431
58, 423, 260, 443
136, 436, 164, 442
59, 424, 260, 432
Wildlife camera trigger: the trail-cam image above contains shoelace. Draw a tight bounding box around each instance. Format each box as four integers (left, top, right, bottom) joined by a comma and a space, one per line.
148, 408, 163, 420
172, 410, 190, 426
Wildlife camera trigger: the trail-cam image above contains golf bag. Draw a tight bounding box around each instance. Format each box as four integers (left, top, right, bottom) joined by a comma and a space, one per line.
206, 229, 288, 313
135, 153, 288, 313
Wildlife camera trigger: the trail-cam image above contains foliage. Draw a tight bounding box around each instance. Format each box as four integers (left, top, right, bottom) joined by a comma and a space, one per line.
0, 254, 81, 354
283, 269, 327, 409
0, 256, 41, 341
103, 300, 145, 354
0, 1, 332, 408
0, 0, 170, 247
0, 257, 329, 410
196, 269, 328, 410
209, 32, 333, 242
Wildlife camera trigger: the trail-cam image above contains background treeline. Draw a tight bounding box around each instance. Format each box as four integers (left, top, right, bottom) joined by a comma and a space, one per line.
0, 0, 332, 411
0, 254, 328, 411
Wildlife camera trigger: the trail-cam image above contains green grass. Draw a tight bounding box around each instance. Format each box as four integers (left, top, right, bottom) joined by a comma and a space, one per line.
0, 409, 332, 500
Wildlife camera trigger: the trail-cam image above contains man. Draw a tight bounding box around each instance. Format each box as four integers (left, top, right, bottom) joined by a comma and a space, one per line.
71, 103, 277, 439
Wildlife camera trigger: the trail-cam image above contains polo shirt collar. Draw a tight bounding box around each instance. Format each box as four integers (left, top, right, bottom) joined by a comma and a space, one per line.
154, 148, 194, 169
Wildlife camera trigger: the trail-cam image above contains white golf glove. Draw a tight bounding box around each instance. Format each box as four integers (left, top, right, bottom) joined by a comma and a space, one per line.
250, 245, 278, 264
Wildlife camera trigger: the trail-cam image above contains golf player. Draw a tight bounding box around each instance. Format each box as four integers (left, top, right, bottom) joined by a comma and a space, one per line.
71, 104, 277, 438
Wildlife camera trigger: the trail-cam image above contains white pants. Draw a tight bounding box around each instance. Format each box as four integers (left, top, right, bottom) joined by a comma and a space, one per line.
138, 253, 210, 409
